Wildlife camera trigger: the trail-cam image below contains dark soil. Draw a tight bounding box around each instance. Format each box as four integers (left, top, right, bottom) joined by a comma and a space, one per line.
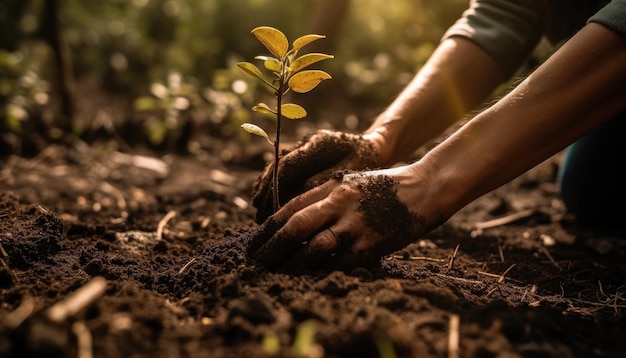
1, 140, 625, 358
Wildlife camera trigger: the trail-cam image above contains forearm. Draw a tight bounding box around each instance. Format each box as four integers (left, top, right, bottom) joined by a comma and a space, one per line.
365, 37, 505, 166
423, 23, 626, 216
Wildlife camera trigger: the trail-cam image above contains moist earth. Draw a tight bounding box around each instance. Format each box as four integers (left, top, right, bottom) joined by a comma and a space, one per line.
1, 143, 625, 358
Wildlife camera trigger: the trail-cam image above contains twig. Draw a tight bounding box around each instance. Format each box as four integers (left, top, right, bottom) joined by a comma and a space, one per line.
156, 210, 176, 241
177, 257, 196, 275
521, 285, 537, 303
0, 258, 17, 283
0, 242, 9, 257
391, 254, 448, 263
498, 264, 516, 284
497, 244, 505, 263
476, 269, 523, 284
3, 297, 35, 329
434, 273, 484, 285
471, 209, 535, 236
539, 246, 562, 271
477, 271, 503, 280
47, 277, 107, 323
447, 245, 460, 270
0, 241, 18, 283
567, 298, 626, 309
485, 286, 500, 298
447, 314, 460, 358
72, 321, 93, 358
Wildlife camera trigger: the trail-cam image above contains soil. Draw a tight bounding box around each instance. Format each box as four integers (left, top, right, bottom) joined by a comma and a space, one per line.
1, 137, 625, 358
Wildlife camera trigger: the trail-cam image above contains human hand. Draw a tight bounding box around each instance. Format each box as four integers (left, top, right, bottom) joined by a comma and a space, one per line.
251, 129, 381, 223
248, 166, 445, 271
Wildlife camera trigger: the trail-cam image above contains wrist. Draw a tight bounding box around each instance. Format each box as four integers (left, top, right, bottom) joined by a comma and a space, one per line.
407, 155, 469, 223
362, 123, 398, 167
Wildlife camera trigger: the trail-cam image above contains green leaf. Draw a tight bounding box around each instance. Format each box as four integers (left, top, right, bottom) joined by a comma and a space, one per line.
252, 103, 276, 115
241, 123, 273, 145
251, 26, 289, 58
289, 53, 334, 75
288, 70, 332, 93
281, 103, 307, 119
292, 34, 325, 52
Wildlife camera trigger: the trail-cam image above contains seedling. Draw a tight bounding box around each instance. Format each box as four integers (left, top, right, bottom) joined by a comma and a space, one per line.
238, 26, 333, 212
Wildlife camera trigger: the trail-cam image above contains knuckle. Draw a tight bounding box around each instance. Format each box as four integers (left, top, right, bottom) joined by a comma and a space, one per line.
311, 232, 336, 250
286, 210, 315, 233
330, 185, 361, 201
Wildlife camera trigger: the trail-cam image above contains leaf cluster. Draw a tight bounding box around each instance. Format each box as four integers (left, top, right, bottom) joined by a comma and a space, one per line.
237, 26, 333, 144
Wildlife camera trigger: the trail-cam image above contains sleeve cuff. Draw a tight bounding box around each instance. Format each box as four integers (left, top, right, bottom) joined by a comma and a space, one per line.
441, 0, 543, 79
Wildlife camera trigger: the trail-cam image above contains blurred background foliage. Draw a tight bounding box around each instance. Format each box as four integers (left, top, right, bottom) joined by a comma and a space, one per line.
0, 0, 469, 157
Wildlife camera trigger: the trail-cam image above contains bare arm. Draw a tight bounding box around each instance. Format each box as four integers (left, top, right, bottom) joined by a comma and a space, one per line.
251, 23, 626, 270
364, 37, 506, 166
422, 22, 626, 217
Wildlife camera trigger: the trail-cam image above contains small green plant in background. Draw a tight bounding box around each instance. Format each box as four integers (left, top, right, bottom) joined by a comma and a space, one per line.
262, 319, 321, 357
238, 26, 333, 212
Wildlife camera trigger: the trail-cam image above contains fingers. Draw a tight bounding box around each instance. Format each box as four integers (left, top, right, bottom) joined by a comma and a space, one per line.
303, 167, 337, 191
271, 180, 337, 223
280, 227, 343, 270
252, 192, 340, 268
251, 130, 357, 223
326, 239, 381, 271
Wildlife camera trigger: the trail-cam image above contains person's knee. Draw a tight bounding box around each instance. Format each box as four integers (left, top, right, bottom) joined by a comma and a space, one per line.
557, 117, 626, 228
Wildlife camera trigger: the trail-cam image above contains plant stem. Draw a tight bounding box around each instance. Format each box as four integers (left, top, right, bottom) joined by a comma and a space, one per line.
273, 80, 284, 213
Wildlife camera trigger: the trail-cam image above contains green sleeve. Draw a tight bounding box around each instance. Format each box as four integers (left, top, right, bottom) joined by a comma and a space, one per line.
588, 0, 626, 36
441, 0, 544, 79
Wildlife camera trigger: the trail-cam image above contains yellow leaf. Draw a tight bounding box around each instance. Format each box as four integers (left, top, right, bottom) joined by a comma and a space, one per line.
238, 61, 277, 89
292, 320, 318, 358
262, 331, 280, 356
264, 59, 282, 73
255, 56, 282, 73
252, 103, 276, 115
237, 62, 265, 81
288, 70, 332, 93
251, 26, 289, 58
292, 34, 325, 52
241, 123, 273, 145
134, 96, 159, 111
281, 103, 307, 119
289, 53, 334, 75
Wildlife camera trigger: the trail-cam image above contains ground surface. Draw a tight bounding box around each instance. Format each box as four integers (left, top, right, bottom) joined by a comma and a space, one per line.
1, 140, 625, 358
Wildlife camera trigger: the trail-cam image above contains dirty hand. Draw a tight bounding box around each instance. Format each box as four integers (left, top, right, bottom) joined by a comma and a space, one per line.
248, 165, 445, 270
251, 129, 382, 223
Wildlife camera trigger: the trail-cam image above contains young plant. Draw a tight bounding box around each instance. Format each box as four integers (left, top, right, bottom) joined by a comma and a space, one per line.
238, 26, 333, 212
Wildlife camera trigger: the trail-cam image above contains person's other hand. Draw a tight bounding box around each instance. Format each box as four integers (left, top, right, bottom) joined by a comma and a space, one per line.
252, 129, 382, 223
248, 165, 446, 271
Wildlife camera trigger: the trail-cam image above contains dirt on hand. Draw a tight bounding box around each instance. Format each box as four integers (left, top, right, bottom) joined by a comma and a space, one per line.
252, 130, 379, 223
